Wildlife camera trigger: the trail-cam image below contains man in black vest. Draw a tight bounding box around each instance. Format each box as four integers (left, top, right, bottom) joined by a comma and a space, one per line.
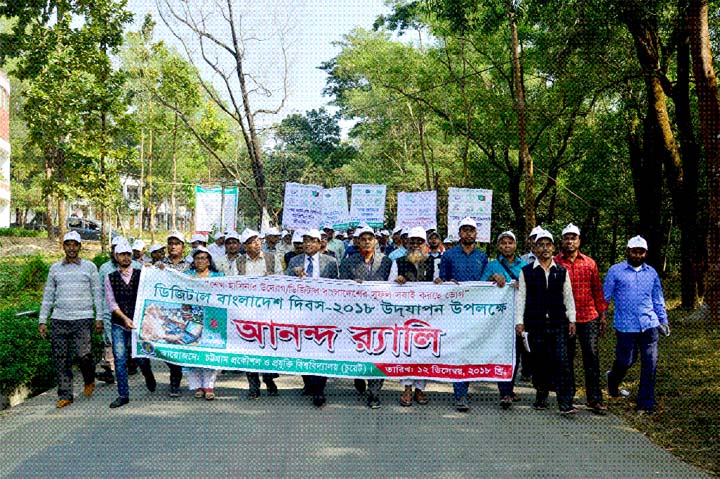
105, 239, 156, 408
515, 230, 578, 415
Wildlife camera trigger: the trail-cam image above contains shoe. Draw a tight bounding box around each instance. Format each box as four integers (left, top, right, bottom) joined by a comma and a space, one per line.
414, 389, 428, 405
511, 392, 521, 402
247, 390, 260, 400
313, 395, 327, 407
265, 379, 279, 397
205, 390, 215, 401
587, 400, 608, 415
367, 394, 381, 409
400, 387, 413, 407
500, 396, 513, 410
96, 370, 115, 384
533, 399, 548, 410
455, 397, 470, 412
144, 373, 157, 392
354, 379, 367, 394
194, 389, 205, 399
55, 399, 73, 408
109, 397, 129, 409
560, 406, 579, 416
169, 386, 181, 398
83, 383, 95, 398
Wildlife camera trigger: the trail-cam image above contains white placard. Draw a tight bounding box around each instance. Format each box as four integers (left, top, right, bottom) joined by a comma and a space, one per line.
321, 187, 350, 231
281, 182, 323, 231
447, 187, 493, 242
349, 184, 386, 228
396, 191, 437, 230
194, 186, 238, 233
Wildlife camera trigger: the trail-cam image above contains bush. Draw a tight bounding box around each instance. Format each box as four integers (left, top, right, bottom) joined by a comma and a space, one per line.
0, 305, 55, 396
0, 227, 45, 238
92, 252, 111, 270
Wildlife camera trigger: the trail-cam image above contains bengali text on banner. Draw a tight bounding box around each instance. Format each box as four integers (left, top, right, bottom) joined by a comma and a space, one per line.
132, 267, 516, 381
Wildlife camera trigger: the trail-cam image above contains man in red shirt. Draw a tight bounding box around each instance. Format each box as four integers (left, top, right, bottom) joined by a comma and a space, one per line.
554, 223, 608, 414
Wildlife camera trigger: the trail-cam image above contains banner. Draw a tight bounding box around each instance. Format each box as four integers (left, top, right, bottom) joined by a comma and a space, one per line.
396, 190, 437, 231
282, 182, 323, 231
194, 186, 238, 233
321, 187, 350, 231
132, 268, 516, 382
349, 184, 387, 228
447, 187, 493, 242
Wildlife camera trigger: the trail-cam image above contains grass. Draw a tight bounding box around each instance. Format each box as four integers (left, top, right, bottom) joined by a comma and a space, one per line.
589, 307, 720, 476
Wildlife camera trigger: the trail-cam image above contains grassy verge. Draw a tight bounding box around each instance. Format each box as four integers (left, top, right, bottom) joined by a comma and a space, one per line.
591, 307, 720, 476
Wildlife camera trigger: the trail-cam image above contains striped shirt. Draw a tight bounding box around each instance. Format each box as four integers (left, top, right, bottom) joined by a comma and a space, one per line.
39, 259, 103, 323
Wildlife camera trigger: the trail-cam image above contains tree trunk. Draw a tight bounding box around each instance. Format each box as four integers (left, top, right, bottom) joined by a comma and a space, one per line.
139, 129, 144, 237
148, 128, 155, 242
509, 8, 535, 237
171, 112, 178, 231
687, 0, 720, 321
44, 160, 55, 241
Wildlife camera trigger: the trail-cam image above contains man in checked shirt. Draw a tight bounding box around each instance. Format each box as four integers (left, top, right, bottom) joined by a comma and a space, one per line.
554, 223, 608, 414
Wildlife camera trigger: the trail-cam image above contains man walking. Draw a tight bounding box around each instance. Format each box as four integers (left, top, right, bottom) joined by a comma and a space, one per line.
339, 225, 392, 408
554, 223, 608, 414
39, 231, 103, 408
104, 239, 156, 408
286, 228, 339, 407
388, 226, 435, 407
604, 235, 668, 414
215, 230, 242, 276
438, 217, 489, 412
481, 230, 527, 409
515, 230, 578, 415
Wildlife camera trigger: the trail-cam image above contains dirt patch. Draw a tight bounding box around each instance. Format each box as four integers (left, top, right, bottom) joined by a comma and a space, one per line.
0, 237, 103, 258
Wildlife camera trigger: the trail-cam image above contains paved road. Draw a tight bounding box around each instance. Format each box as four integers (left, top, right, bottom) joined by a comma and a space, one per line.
0, 365, 709, 478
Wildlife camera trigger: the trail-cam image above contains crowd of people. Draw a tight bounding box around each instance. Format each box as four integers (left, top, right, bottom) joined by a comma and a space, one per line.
38, 218, 669, 416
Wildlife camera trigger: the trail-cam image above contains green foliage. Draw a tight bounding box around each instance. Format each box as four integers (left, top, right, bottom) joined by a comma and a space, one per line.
0, 228, 45, 237
0, 306, 55, 396
92, 252, 111, 269
15, 256, 49, 293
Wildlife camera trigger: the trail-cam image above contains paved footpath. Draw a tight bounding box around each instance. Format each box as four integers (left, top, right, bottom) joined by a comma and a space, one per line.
0, 365, 709, 479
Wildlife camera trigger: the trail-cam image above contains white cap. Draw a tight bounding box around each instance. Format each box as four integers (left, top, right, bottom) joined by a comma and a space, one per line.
167, 231, 185, 243
380, 229, 390, 236
190, 233, 208, 244
561, 223, 581, 237
291, 231, 304, 243
264, 226, 281, 236
149, 243, 165, 254
132, 239, 146, 251
529, 226, 544, 238
627, 235, 648, 250
303, 228, 322, 241
239, 228, 260, 244
281, 230, 290, 238
224, 231, 240, 242
392, 225, 403, 235
322, 225, 335, 231
458, 217, 477, 231
355, 225, 375, 238
114, 239, 132, 255
535, 230, 554, 244
407, 226, 427, 241
111, 236, 123, 246
497, 231, 516, 243
192, 245, 211, 257
213, 231, 226, 240
63, 231, 82, 244
444, 236, 455, 243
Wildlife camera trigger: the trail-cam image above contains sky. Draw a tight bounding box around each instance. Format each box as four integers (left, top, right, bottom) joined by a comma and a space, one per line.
125, 0, 390, 128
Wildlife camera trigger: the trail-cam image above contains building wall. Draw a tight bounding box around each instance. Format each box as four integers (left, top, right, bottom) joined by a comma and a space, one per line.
0, 71, 10, 228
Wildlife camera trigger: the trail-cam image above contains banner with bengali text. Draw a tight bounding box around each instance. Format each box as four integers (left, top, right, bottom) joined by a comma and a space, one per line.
132, 267, 516, 382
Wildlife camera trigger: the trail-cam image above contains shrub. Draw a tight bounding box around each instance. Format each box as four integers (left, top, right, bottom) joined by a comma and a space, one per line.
0, 227, 45, 238
92, 252, 111, 270
0, 305, 55, 396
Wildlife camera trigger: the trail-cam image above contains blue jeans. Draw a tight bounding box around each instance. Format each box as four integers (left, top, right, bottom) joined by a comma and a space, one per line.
111, 324, 151, 398
608, 328, 659, 410
454, 382, 469, 400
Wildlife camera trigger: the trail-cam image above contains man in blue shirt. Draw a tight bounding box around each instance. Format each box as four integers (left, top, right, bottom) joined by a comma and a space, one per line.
482, 230, 527, 409
604, 235, 669, 413
438, 217, 489, 411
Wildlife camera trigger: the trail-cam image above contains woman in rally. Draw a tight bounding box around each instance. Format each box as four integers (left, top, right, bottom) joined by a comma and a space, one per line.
185, 246, 224, 400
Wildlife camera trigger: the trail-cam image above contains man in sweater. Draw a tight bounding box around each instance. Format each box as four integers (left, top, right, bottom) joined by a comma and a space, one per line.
515, 230, 578, 415
39, 231, 104, 408
104, 239, 156, 408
